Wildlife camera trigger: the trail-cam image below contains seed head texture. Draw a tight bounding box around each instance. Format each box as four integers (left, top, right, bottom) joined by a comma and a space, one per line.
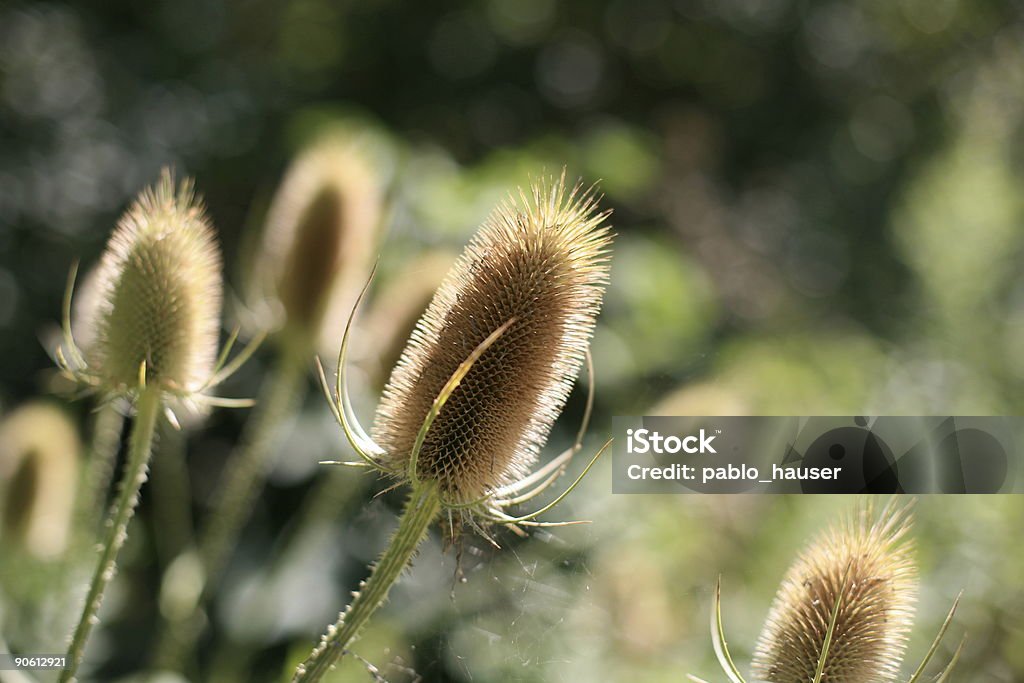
372, 176, 611, 503
752, 502, 918, 683
89, 170, 222, 394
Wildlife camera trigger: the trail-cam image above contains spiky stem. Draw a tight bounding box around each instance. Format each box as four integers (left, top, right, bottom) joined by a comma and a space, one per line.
292, 482, 441, 682
60, 388, 161, 682
153, 343, 307, 669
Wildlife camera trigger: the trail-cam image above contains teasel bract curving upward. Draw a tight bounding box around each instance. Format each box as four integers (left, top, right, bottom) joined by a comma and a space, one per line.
294, 172, 613, 682
55, 170, 256, 682
689, 499, 965, 683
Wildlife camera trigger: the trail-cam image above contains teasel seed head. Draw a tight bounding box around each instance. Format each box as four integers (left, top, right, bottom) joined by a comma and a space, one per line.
751, 500, 918, 683
371, 174, 611, 504
250, 136, 383, 349
84, 169, 222, 397
0, 402, 81, 560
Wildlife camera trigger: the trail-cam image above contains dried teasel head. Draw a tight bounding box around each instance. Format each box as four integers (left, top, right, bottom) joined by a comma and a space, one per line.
86, 170, 221, 394
58, 169, 258, 417
751, 500, 918, 683
320, 172, 613, 531
371, 175, 611, 504
374, 174, 610, 503
248, 136, 383, 349
0, 402, 80, 560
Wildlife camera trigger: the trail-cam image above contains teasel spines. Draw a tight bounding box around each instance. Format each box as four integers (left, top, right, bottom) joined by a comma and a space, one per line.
371, 174, 611, 504
87, 169, 221, 396
252, 137, 382, 346
751, 500, 918, 683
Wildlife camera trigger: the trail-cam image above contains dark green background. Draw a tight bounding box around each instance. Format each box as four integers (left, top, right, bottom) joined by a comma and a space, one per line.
1, 1, 1023, 681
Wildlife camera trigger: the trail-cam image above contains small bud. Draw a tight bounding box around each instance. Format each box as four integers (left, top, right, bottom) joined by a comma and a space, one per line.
372, 174, 611, 503
752, 501, 918, 683
88, 169, 222, 395
0, 402, 81, 560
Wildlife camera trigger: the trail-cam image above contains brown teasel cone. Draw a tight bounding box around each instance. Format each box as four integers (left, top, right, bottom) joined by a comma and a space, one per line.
752, 500, 918, 683
371, 174, 612, 504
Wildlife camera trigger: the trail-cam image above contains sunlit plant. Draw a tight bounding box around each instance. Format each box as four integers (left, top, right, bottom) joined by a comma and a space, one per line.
292, 173, 613, 681
55, 170, 258, 681
689, 500, 964, 683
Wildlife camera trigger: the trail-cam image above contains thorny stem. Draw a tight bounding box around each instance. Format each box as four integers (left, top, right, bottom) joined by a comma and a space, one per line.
292, 482, 442, 682
153, 343, 307, 669
60, 387, 161, 682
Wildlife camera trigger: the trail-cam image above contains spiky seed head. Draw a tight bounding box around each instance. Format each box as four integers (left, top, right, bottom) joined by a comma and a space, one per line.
372, 175, 612, 504
752, 501, 918, 683
252, 137, 382, 346
87, 169, 221, 395
0, 402, 80, 560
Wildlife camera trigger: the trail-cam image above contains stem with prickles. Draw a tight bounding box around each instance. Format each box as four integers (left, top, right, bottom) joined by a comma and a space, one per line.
292, 482, 441, 682
61, 387, 161, 682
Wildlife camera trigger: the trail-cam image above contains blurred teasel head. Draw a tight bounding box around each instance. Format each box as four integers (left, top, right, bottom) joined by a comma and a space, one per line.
359, 250, 456, 388
0, 402, 80, 560
751, 500, 918, 683
58, 170, 255, 416
247, 135, 383, 350
323, 172, 612, 525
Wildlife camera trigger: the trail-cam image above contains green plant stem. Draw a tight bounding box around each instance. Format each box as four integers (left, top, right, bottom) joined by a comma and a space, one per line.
292, 482, 441, 683
153, 344, 307, 669
60, 387, 161, 682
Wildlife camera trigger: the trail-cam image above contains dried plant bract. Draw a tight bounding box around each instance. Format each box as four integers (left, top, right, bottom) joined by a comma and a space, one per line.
371, 175, 611, 504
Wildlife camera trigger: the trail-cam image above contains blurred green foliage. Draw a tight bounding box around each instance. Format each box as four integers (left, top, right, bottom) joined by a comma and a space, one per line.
1, 0, 1024, 681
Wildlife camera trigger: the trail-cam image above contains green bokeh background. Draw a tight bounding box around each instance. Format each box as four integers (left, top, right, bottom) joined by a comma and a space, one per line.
1, 0, 1023, 681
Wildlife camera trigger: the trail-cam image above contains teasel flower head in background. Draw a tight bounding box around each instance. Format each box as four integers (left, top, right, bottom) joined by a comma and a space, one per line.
358, 250, 456, 389
0, 402, 81, 561
57, 168, 259, 421
689, 499, 965, 683
245, 134, 384, 353
320, 171, 613, 533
